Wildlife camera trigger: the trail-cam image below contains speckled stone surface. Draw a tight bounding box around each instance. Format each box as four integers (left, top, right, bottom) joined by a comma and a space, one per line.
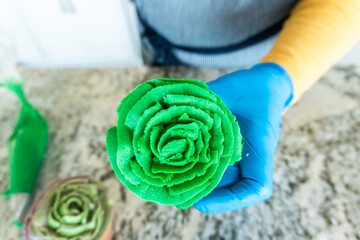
0, 65, 359, 240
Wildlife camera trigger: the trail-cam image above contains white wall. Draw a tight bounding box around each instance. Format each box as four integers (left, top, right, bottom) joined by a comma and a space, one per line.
337, 40, 360, 65
1, 0, 142, 68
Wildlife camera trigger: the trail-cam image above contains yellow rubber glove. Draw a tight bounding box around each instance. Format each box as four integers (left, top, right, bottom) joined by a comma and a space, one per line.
261, 0, 360, 101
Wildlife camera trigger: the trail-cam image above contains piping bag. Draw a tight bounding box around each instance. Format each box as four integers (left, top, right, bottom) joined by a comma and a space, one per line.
1, 79, 48, 227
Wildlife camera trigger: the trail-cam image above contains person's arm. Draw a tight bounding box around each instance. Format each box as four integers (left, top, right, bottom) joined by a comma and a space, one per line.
195, 0, 360, 213
262, 0, 360, 101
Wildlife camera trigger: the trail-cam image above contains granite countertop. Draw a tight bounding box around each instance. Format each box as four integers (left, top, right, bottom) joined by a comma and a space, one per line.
0, 65, 359, 240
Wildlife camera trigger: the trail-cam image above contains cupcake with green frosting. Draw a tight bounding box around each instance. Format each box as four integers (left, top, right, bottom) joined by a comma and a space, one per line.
23, 176, 113, 240
106, 78, 243, 209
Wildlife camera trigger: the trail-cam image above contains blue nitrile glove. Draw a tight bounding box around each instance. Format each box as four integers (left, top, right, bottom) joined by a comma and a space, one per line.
194, 63, 294, 213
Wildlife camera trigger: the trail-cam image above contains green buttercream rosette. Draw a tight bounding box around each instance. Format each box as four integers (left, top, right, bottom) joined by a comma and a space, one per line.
106, 78, 244, 209
23, 176, 114, 240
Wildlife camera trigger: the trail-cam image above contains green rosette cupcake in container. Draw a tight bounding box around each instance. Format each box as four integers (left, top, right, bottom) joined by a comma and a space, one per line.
106, 78, 244, 209
23, 176, 114, 240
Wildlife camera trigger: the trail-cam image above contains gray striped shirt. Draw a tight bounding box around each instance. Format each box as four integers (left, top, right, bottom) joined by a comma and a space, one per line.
135, 0, 298, 68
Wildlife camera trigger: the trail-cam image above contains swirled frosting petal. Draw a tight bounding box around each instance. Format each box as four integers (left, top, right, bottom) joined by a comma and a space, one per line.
23, 176, 113, 240
106, 79, 243, 209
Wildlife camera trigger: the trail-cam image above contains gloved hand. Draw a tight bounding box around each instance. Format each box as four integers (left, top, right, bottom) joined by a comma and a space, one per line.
194, 63, 294, 213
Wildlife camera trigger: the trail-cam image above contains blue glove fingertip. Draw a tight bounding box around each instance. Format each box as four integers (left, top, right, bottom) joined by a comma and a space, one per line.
254, 62, 295, 108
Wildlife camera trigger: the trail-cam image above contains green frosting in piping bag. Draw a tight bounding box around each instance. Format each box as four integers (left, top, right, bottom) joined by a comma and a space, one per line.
1, 79, 48, 197
23, 176, 113, 240
106, 78, 243, 209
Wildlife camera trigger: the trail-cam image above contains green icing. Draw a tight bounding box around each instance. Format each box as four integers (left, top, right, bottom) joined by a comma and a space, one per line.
0, 80, 48, 196
25, 177, 113, 240
106, 78, 243, 209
